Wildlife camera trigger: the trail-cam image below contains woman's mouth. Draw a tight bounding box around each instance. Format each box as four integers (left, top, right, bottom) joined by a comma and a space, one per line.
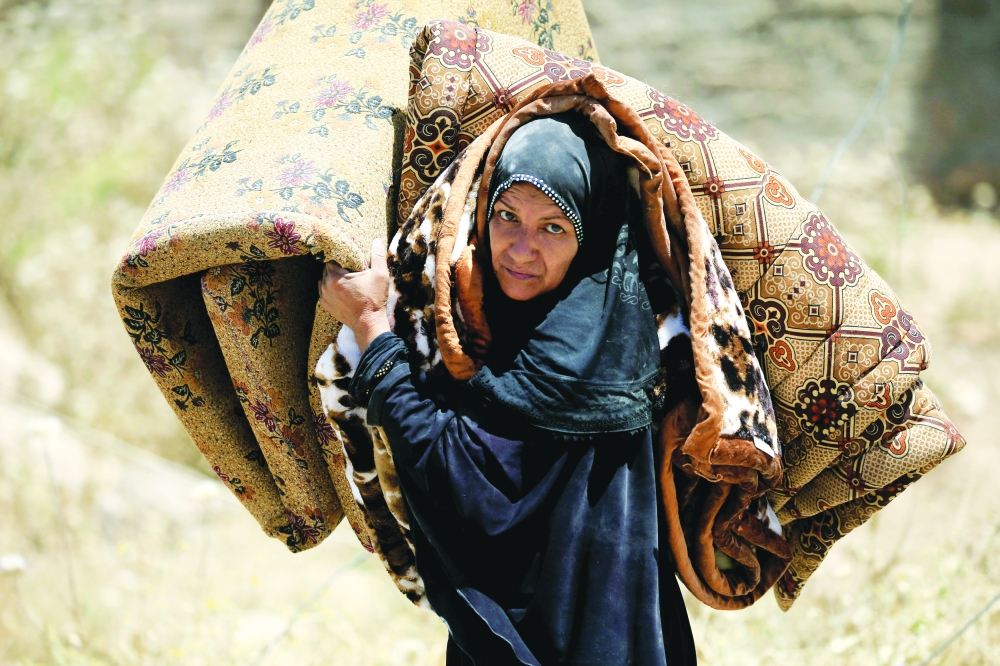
503, 266, 539, 281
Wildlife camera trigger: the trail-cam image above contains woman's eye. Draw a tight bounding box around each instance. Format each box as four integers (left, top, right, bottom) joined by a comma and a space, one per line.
543, 223, 566, 234
498, 210, 517, 222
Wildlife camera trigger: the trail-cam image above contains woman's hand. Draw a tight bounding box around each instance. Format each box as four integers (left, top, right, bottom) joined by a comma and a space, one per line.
319, 238, 391, 353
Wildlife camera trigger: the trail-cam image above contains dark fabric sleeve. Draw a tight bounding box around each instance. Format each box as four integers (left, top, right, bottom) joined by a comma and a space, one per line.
351, 331, 518, 502
361, 360, 693, 665
348, 331, 408, 416
368, 361, 568, 531
351, 334, 506, 504
374, 376, 503, 497
366, 361, 412, 426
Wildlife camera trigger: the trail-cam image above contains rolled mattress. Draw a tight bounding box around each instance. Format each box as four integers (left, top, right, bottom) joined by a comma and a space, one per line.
110, 0, 597, 553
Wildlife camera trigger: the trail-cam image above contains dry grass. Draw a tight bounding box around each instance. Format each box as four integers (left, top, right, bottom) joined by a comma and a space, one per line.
0, 393, 448, 665
1, 0, 998, 664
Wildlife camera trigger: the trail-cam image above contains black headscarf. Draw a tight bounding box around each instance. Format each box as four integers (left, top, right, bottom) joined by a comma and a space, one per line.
469, 114, 661, 436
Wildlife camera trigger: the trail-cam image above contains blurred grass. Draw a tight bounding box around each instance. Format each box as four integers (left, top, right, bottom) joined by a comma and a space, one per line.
0, 0, 264, 468
0, 399, 449, 665
1, 0, 999, 664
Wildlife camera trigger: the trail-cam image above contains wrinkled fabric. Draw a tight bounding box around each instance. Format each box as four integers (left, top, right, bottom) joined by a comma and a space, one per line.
352, 333, 696, 665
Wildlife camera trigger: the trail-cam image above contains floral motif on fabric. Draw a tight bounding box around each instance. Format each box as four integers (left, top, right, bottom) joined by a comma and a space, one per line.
704, 175, 725, 200
351, 2, 389, 30
492, 87, 515, 112
277, 159, 319, 189
213, 465, 257, 500
232, 379, 311, 462
122, 301, 203, 411
268, 0, 316, 27
647, 89, 718, 142
274, 75, 393, 134
799, 213, 863, 288
124, 228, 167, 270
264, 218, 304, 255
344, 1, 419, 55
514, 0, 538, 24
794, 377, 857, 442
279, 508, 326, 552
150, 138, 242, 212
205, 65, 278, 125
314, 77, 354, 110
511, 0, 560, 49
205, 259, 282, 347
247, 19, 274, 49
249, 155, 365, 222
137, 345, 172, 378
182, 138, 240, 176
311, 408, 338, 448
841, 460, 868, 494
309, 23, 338, 44
753, 241, 775, 266
428, 21, 491, 70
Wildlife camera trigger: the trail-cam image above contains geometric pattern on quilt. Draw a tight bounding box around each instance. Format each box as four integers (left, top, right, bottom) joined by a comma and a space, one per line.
394, 20, 967, 609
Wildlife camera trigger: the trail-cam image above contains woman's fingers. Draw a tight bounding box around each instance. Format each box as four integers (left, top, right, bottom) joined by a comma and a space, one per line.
370, 237, 389, 277
317, 239, 390, 327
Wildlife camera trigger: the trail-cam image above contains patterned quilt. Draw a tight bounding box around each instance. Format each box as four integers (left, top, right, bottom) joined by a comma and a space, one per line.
314, 21, 966, 610
111, 5, 965, 613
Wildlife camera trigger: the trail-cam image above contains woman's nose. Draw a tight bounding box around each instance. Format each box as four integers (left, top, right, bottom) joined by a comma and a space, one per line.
506, 229, 536, 263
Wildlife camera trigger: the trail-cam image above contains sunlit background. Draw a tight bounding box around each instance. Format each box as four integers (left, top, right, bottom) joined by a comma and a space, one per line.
2, 0, 999, 663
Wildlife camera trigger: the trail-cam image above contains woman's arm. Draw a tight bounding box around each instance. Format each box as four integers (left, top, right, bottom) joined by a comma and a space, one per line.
319, 242, 542, 523
347, 331, 476, 493
318, 245, 471, 491
357, 351, 551, 535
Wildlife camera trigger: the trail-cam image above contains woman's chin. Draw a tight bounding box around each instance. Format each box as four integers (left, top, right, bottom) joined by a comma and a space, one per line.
498, 278, 544, 301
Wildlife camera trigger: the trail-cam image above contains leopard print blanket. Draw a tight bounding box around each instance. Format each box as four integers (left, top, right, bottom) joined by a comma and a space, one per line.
315, 76, 790, 611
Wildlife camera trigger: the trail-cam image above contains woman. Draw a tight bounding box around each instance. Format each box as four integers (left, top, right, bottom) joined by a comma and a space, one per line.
320, 115, 696, 665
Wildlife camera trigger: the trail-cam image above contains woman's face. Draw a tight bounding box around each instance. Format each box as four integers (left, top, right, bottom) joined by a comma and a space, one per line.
489, 182, 579, 301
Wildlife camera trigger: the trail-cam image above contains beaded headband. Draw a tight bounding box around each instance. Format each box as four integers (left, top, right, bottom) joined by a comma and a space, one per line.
487, 174, 584, 245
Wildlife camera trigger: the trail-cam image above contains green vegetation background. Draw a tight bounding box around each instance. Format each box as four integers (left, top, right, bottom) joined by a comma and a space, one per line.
1, 0, 998, 664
